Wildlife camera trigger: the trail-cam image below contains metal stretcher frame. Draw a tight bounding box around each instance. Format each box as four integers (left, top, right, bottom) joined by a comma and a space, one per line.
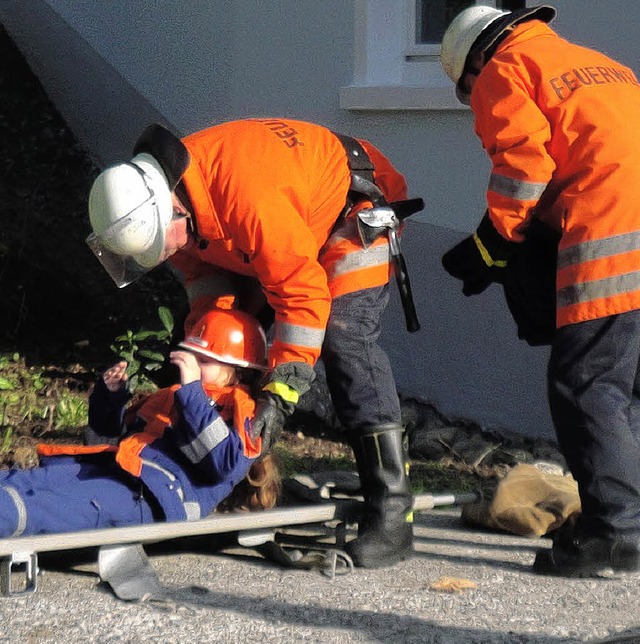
0, 491, 477, 597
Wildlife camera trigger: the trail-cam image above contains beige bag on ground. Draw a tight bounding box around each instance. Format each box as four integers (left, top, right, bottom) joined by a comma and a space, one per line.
461, 463, 581, 537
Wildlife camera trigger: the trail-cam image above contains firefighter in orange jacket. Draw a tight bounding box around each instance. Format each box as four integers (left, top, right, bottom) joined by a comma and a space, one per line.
440, 4, 640, 576
86, 118, 419, 568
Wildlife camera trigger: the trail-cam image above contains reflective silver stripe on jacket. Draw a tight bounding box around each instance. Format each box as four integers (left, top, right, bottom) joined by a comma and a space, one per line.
558, 231, 640, 269
3, 485, 27, 537
274, 321, 325, 349
327, 244, 390, 279
183, 502, 201, 521
557, 270, 640, 308
180, 416, 229, 464
141, 459, 201, 521
488, 173, 548, 201
183, 274, 235, 304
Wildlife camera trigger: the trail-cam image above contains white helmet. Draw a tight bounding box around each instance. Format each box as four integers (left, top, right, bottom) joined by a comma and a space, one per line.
441, 4, 556, 102
86, 153, 174, 286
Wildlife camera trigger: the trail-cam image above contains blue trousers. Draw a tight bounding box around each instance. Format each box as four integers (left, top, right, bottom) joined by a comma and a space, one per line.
548, 310, 640, 537
322, 285, 401, 431
0, 455, 156, 538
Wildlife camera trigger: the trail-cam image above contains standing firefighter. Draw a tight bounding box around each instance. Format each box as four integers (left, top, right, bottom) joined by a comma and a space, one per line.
440, 4, 640, 576
86, 118, 423, 568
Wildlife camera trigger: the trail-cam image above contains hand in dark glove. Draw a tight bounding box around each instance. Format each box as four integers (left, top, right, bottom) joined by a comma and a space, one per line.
250, 361, 316, 453
442, 212, 515, 296
502, 219, 560, 346
250, 391, 294, 453
442, 235, 498, 295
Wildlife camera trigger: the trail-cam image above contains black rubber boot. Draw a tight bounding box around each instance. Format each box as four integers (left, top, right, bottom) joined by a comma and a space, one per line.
533, 528, 640, 578
346, 424, 414, 568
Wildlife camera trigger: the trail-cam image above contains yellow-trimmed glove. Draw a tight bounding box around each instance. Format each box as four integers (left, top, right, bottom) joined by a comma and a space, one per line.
442, 212, 516, 296
250, 362, 315, 452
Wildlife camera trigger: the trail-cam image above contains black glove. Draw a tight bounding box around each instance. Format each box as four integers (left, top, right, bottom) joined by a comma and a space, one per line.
84, 376, 131, 446
250, 391, 293, 453
249, 361, 316, 453
442, 212, 515, 296
502, 220, 560, 346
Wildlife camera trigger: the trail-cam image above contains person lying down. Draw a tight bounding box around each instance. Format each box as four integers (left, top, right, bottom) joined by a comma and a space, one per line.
0, 305, 280, 538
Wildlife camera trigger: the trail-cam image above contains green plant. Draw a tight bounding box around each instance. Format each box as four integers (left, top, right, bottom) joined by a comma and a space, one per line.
110, 306, 175, 393
0, 355, 21, 427
0, 354, 49, 442
15, 365, 50, 424
54, 391, 89, 429
0, 427, 13, 454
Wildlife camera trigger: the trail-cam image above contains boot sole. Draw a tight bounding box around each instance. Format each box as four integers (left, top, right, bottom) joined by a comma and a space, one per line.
533, 549, 640, 579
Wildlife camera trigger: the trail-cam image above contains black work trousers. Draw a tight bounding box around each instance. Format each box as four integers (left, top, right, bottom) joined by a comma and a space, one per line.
548, 310, 640, 537
322, 285, 401, 432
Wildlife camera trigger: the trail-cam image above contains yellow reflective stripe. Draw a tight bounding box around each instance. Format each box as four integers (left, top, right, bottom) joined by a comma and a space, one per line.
473, 233, 507, 268
263, 381, 299, 404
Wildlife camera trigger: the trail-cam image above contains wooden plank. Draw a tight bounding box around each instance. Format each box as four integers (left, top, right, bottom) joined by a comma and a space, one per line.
0, 491, 477, 557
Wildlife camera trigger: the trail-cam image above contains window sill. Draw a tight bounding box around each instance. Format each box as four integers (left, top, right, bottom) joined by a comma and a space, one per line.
339, 85, 469, 111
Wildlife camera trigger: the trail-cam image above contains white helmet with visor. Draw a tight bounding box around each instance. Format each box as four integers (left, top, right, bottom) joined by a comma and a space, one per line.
86, 153, 173, 287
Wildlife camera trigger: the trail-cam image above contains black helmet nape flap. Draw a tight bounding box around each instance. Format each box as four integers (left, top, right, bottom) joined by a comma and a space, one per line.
133, 123, 191, 190
470, 4, 556, 58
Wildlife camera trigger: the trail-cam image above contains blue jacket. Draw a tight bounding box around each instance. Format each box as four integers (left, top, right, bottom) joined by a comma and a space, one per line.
39, 379, 260, 521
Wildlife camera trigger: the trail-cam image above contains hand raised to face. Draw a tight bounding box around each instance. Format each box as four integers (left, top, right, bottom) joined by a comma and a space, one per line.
102, 361, 129, 392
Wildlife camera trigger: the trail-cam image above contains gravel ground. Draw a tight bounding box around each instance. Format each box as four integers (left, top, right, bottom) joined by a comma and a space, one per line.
1, 509, 639, 643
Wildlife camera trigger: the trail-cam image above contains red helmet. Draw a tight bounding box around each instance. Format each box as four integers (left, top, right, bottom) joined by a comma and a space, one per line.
179, 308, 268, 370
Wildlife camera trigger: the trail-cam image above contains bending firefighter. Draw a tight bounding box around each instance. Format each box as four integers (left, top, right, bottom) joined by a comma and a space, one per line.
440, 5, 640, 576
86, 118, 423, 568
0, 305, 280, 537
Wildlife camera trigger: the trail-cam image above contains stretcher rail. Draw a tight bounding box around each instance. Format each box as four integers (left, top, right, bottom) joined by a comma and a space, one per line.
0, 491, 476, 557
0, 491, 478, 597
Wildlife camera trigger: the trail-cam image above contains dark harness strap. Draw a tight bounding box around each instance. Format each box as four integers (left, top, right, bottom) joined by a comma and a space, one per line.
331, 130, 422, 333
331, 131, 387, 208
332, 132, 423, 219
332, 132, 375, 180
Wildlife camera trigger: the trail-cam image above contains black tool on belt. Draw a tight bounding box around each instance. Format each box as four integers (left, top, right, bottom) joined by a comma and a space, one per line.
332, 132, 424, 333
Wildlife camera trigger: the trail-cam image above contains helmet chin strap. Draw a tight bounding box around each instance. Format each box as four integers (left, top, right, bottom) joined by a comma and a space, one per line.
172, 185, 207, 249
184, 211, 196, 235
185, 211, 209, 250
182, 212, 208, 249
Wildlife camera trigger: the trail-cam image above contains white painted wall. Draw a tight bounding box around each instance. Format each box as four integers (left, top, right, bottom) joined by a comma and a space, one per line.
3, 1, 637, 439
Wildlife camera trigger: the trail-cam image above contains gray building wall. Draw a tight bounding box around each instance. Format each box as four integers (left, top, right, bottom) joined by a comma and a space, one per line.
2, 1, 638, 438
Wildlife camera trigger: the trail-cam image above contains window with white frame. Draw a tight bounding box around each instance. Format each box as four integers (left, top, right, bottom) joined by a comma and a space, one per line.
339, 0, 524, 111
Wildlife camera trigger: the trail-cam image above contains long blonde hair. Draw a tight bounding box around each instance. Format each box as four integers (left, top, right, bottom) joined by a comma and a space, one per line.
218, 453, 281, 512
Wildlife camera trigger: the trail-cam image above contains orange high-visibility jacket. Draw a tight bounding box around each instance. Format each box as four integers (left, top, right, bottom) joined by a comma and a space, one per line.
169, 119, 408, 368
471, 21, 640, 327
